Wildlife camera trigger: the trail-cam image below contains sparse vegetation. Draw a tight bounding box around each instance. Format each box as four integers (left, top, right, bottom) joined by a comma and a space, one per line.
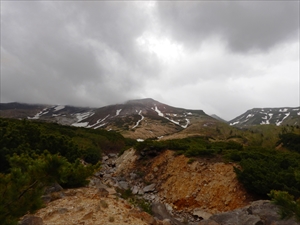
0, 118, 135, 225
100, 200, 108, 208
116, 188, 152, 215
269, 190, 300, 222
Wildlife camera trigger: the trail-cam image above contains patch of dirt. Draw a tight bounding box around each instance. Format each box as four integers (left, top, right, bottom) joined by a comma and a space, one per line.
33, 187, 150, 225
138, 150, 255, 214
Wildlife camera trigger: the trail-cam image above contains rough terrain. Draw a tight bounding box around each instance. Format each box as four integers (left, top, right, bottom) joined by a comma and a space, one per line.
22, 148, 299, 225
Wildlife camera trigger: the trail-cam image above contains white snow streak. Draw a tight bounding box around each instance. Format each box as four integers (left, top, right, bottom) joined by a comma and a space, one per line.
28, 108, 50, 119
132, 110, 144, 129
87, 114, 110, 129
72, 122, 89, 127
116, 109, 122, 116
154, 106, 164, 117
153, 105, 189, 128
276, 112, 290, 126
71, 111, 95, 127
53, 105, 65, 111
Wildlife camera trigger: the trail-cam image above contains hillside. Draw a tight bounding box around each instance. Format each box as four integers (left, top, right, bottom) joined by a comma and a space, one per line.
229, 107, 300, 127
1, 100, 300, 224
0, 99, 212, 140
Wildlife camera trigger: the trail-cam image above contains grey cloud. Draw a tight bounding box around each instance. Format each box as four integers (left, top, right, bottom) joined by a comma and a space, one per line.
156, 1, 299, 52
1, 1, 160, 106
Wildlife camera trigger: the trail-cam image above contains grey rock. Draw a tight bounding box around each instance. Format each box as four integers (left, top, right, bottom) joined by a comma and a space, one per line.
118, 181, 129, 190
97, 188, 109, 197
102, 156, 109, 161
131, 185, 140, 195
19, 215, 44, 225
108, 153, 117, 158
143, 183, 156, 193
193, 209, 212, 220
44, 182, 63, 194
201, 200, 300, 225
138, 189, 145, 195
210, 209, 262, 225
130, 172, 137, 179
41, 195, 51, 204
151, 202, 184, 225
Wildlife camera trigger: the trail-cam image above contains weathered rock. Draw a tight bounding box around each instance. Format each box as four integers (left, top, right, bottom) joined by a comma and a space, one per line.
197, 220, 219, 225
130, 172, 138, 179
44, 182, 63, 194
132, 185, 140, 195
210, 209, 262, 225
19, 215, 44, 225
129, 209, 156, 225
108, 153, 117, 158
200, 200, 300, 225
151, 202, 184, 225
102, 156, 109, 161
118, 181, 129, 190
193, 209, 212, 220
143, 183, 156, 193
97, 188, 109, 197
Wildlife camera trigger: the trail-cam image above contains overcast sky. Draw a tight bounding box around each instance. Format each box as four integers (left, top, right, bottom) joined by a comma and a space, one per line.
1, 1, 299, 120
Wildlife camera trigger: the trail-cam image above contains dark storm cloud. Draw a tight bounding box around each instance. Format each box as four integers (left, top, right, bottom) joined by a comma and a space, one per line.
1, 1, 159, 106
1, 1, 299, 120
156, 1, 299, 52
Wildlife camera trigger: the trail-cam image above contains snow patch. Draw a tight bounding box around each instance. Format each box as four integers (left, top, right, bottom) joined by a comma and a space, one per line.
246, 114, 254, 119
93, 123, 107, 129
153, 105, 189, 128
116, 109, 122, 116
230, 121, 240, 126
132, 110, 144, 129
276, 112, 290, 126
53, 105, 65, 112
154, 106, 164, 117
86, 115, 110, 129
71, 111, 95, 127
279, 108, 288, 112
72, 122, 89, 127
74, 111, 95, 122
28, 108, 50, 119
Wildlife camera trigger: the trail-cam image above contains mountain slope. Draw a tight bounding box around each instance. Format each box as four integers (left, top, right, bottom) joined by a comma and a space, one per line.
0, 98, 212, 140
229, 107, 300, 127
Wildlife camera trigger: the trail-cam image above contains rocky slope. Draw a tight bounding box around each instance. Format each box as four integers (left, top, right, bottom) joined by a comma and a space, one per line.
23, 148, 299, 225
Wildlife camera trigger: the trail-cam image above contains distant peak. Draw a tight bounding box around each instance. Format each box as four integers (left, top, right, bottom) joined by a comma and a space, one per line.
125, 98, 158, 105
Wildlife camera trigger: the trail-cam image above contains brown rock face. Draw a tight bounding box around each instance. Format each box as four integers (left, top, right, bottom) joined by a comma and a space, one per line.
142, 150, 253, 214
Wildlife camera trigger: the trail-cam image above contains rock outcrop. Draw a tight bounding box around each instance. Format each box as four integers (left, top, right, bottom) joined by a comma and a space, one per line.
198, 200, 299, 225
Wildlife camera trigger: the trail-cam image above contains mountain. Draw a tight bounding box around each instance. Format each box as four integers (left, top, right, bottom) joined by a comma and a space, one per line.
210, 114, 227, 122
0, 98, 214, 140
229, 107, 300, 127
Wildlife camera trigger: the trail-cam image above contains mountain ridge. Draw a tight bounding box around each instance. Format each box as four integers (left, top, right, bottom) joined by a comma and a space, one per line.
229, 107, 300, 127
1, 100, 299, 137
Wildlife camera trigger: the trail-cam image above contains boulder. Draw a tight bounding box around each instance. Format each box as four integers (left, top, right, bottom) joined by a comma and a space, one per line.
151, 202, 184, 225
131, 185, 140, 195
199, 200, 299, 225
118, 181, 129, 190
97, 188, 109, 197
20, 215, 44, 225
193, 209, 212, 220
143, 183, 156, 193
